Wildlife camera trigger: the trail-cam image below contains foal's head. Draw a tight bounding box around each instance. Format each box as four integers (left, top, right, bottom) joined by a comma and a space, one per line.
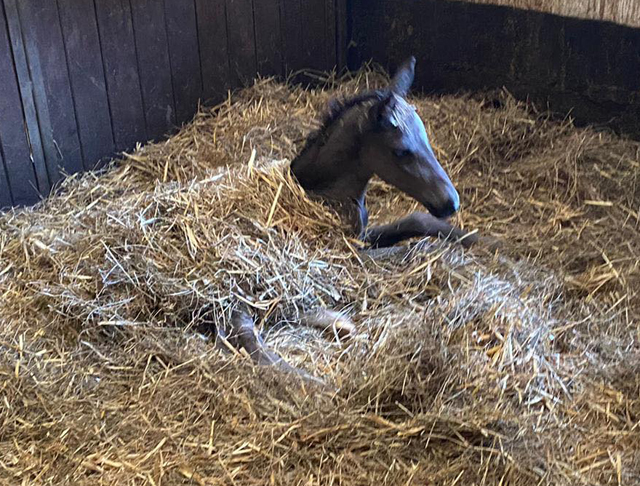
361, 57, 460, 219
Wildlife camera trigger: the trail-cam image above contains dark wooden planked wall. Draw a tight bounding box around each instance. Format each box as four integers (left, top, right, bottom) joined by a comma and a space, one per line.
349, 0, 640, 141
3, 0, 639, 212
0, 0, 344, 210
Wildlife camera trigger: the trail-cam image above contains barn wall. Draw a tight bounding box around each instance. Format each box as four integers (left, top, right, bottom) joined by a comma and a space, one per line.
349, 0, 640, 140
455, 0, 640, 28
0, 0, 345, 209
2, 0, 639, 210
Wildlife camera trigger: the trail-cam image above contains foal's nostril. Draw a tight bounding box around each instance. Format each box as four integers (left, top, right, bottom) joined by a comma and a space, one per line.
433, 198, 459, 219
451, 195, 460, 213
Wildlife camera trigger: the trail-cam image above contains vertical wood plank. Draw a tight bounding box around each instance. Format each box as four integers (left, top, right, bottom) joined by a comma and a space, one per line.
225, 0, 257, 87
324, 0, 337, 71
253, 0, 282, 77
336, 0, 348, 70
0, 152, 12, 209
2, 0, 49, 195
164, 0, 203, 125
94, 0, 147, 152
57, 0, 116, 170
0, 0, 39, 206
301, 0, 328, 72
15, 0, 84, 185
130, 0, 177, 140
280, 0, 302, 74
195, 0, 230, 103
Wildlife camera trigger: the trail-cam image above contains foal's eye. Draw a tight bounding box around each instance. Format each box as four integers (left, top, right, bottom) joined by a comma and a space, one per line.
393, 149, 412, 158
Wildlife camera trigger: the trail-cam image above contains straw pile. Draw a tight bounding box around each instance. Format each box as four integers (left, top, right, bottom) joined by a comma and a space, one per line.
1, 68, 639, 485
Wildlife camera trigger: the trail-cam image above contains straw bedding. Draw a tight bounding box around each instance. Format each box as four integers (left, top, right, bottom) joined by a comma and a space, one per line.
1, 68, 639, 485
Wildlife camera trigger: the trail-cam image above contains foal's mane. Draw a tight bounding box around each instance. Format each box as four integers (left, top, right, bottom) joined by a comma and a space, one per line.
291, 89, 387, 166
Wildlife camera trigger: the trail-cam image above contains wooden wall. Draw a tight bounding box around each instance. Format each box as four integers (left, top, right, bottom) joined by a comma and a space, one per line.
453, 0, 640, 28
349, 0, 640, 141
0, 0, 346, 209
2, 0, 639, 210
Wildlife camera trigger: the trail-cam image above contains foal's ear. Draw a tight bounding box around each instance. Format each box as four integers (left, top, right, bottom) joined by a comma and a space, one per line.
370, 93, 399, 129
389, 56, 416, 97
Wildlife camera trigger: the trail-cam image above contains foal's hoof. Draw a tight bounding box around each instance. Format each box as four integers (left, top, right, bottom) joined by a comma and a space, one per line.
479, 235, 503, 252
457, 231, 502, 252
458, 231, 480, 248
302, 309, 356, 341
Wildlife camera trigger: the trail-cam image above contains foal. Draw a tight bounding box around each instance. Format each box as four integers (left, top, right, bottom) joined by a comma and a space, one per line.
226, 58, 483, 386
291, 56, 478, 249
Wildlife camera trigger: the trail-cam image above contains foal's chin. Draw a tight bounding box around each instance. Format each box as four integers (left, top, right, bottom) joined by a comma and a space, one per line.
420, 202, 456, 220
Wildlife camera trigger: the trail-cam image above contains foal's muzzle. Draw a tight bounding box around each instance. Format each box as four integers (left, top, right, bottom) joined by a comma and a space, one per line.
430, 198, 460, 219
427, 188, 460, 219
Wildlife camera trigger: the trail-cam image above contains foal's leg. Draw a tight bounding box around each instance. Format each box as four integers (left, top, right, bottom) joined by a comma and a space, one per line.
363, 212, 479, 249
226, 308, 329, 388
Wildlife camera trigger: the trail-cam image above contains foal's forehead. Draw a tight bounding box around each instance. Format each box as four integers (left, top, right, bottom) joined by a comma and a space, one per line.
392, 97, 429, 142
391, 97, 421, 129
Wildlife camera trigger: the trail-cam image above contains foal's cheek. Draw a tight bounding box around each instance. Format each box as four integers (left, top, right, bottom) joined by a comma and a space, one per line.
405, 159, 429, 180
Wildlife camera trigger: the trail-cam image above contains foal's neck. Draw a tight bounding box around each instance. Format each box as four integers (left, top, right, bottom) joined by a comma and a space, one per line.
291, 106, 373, 204
300, 162, 370, 203
291, 141, 372, 236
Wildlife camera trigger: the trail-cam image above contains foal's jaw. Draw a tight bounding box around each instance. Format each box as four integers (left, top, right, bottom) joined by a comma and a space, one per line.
401, 180, 460, 219
423, 192, 460, 219
405, 152, 461, 219
417, 166, 461, 219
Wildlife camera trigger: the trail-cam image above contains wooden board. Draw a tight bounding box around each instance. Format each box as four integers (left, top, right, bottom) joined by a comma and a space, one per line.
0, 9, 10, 209
252, 0, 282, 77
57, 0, 116, 170
2, 0, 49, 195
225, 0, 257, 87
336, 0, 348, 70
301, 0, 328, 71
324, 0, 337, 72
164, 0, 202, 125
130, 0, 177, 140
15, 0, 84, 184
94, 0, 147, 152
195, 0, 230, 104
280, 0, 303, 74
0, 152, 12, 209
0, 0, 39, 206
